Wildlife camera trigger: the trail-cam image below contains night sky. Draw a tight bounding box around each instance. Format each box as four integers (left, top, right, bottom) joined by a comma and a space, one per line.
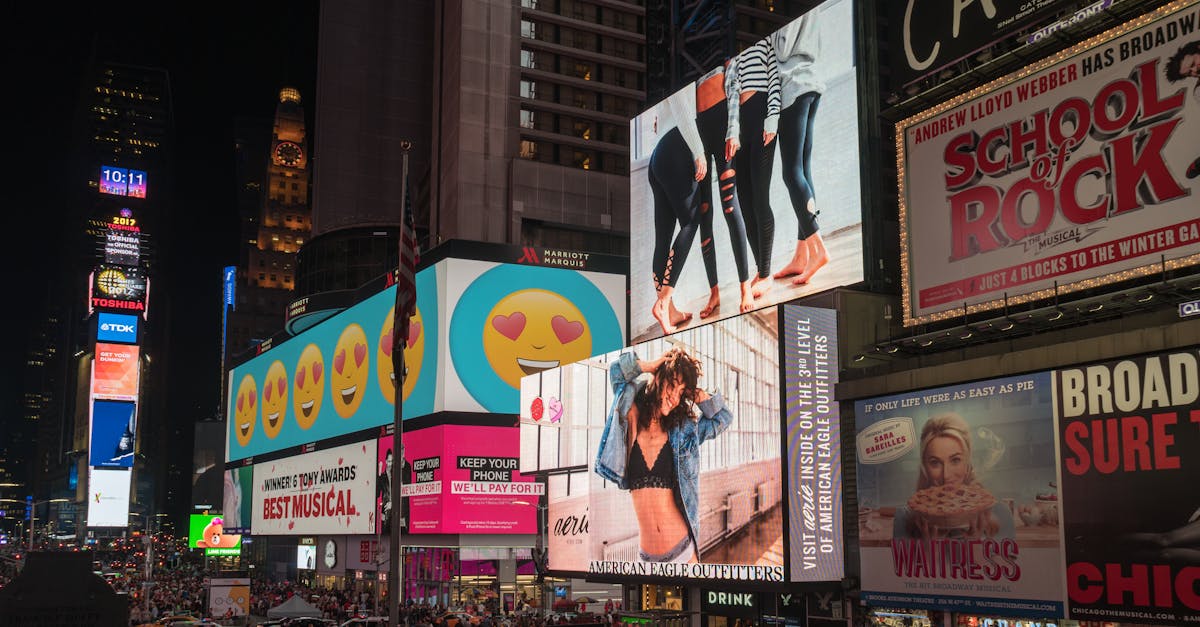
3, 3, 318, 482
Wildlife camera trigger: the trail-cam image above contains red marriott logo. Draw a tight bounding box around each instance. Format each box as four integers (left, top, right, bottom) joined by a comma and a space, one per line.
517, 247, 540, 264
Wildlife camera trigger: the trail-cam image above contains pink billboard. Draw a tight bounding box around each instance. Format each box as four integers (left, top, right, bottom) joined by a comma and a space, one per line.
402, 424, 541, 534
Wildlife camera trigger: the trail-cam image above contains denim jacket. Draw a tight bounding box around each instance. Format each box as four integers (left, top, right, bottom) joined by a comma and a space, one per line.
595, 351, 734, 548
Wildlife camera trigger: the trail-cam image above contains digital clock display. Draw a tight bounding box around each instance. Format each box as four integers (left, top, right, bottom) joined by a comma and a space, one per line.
99, 165, 148, 198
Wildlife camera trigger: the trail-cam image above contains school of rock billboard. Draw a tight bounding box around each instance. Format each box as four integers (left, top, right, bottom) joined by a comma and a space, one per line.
251, 440, 376, 535
520, 311, 785, 582
628, 0, 862, 343
898, 0, 1200, 325
854, 345, 1200, 624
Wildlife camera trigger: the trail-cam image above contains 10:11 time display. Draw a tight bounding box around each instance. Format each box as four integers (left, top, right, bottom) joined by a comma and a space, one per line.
100, 165, 148, 198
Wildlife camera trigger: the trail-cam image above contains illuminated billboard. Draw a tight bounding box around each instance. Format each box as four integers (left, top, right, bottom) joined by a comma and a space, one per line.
91, 265, 147, 313
855, 375, 1064, 617
402, 425, 539, 535
86, 468, 131, 527
96, 312, 138, 344
781, 305, 842, 582
520, 311, 783, 581
628, 0, 862, 343
898, 0, 1200, 325
297, 545, 316, 570
251, 440, 376, 535
99, 165, 147, 198
227, 255, 625, 463
88, 399, 136, 468
92, 343, 140, 399
187, 513, 242, 556
222, 467, 254, 534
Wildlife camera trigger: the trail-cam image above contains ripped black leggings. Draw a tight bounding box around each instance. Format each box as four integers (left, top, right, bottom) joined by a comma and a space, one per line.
734, 92, 776, 280
779, 92, 821, 239
650, 128, 701, 290
696, 101, 751, 286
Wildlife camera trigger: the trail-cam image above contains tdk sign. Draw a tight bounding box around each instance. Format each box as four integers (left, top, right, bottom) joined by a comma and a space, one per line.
97, 312, 139, 343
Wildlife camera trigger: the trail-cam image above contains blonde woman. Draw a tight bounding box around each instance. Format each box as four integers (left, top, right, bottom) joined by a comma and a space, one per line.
893, 413, 1014, 540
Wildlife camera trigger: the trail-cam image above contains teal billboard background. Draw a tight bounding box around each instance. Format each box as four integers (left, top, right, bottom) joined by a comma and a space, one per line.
227, 268, 438, 462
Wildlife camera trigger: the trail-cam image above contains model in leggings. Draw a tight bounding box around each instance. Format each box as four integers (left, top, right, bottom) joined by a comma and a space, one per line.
771, 14, 830, 284
648, 95, 708, 336
725, 38, 781, 300
694, 63, 753, 317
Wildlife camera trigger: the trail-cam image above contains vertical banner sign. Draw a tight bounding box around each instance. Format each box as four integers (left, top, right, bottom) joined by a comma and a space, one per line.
784, 305, 843, 582
854, 374, 1064, 617
1056, 348, 1200, 624
223, 266, 237, 306
898, 0, 1200, 325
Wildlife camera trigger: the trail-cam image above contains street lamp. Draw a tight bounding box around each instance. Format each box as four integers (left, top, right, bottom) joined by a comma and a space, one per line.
0, 497, 68, 551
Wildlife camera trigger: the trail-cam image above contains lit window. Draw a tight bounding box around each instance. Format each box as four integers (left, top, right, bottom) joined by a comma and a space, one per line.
520, 50, 536, 69
520, 19, 536, 39
520, 140, 538, 159
520, 80, 537, 99
520, 110, 535, 129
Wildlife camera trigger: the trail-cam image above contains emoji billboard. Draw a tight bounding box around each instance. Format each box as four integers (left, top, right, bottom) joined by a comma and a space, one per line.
226, 253, 625, 463
226, 267, 438, 462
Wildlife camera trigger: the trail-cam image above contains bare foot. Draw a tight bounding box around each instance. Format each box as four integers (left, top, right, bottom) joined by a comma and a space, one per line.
669, 300, 693, 328
751, 275, 772, 299
700, 287, 721, 319
773, 244, 808, 279
795, 248, 829, 285
651, 298, 676, 335
738, 282, 754, 313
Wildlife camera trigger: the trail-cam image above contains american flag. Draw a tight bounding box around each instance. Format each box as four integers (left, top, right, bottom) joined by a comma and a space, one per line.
394, 154, 418, 360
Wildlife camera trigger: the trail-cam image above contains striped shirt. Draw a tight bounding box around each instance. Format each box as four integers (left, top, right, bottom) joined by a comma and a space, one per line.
725, 38, 782, 139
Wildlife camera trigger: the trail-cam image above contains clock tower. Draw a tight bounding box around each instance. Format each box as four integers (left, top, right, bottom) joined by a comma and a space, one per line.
227, 87, 312, 354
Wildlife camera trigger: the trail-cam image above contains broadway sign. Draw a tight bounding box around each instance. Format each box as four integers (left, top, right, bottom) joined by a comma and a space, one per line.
898, 1, 1200, 325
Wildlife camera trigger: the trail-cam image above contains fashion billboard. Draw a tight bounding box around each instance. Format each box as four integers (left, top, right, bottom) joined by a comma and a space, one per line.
222, 466, 254, 534
376, 433, 410, 534
855, 374, 1063, 617
520, 310, 784, 581
227, 255, 625, 463
898, 0, 1200, 325
1057, 347, 1200, 624
92, 343, 140, 400
781, 305, 842, 582
887, 0, 1074, 88
88, 399, 136, 468
251, 440, 376, 535
86, 468, 131, 528
403, 424, 539, 534
187, 513, 242, 556
227, 268, 438, 462
628, 0, 862, 344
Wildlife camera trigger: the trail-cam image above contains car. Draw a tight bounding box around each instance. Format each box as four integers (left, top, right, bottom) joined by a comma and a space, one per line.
435, 613, 482, 627
135, 616, 201, 627
339, 618, 389, 627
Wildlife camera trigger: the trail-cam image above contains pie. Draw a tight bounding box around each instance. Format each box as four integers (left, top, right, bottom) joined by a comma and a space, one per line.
908, 483, 995, 527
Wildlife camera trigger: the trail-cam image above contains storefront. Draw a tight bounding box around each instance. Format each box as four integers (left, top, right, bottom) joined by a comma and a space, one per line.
700, 590, 759, 627
628, 584, 687, 613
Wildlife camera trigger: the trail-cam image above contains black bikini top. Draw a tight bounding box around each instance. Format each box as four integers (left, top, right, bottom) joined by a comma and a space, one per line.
628, 437, 677, 490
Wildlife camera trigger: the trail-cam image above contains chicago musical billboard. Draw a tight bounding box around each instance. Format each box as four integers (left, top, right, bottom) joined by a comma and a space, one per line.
898, 0, 1200, 325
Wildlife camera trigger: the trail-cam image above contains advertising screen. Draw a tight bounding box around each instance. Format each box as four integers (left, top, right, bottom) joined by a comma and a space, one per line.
251, 440, 376, 535
227, 255, 626, 463
104, 227, 142, 266
88, 399, 136, 468
403, 424, 540, 534
126, 169, 147, 198
92, 265, 147, 313
222, 467, 254, 534
208, 578, 250, 618
93, 343, 140, 399
781, 305, 842, 582
520, 311, 783, 581
97, 313, 138, 344
227, 269, 438, 462
376, 434, 409, 534
628, 0, 862, 344
99, 165, 128, 196
297, 545, 317, 570
898, 0, 1200, 325
187, 513, 242, 556
1056, 347, 1200, 624
854, 374, 1064, 617
86, 468, 131, 528
546, 469, 590, 573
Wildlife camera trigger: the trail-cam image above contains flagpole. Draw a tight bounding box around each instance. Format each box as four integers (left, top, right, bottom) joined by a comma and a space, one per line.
389, 141, 412, 626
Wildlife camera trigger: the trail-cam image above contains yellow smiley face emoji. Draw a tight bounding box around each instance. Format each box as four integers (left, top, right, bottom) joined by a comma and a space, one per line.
482, 289, 593, 389
332, 323, 369, 418
233, 374, 258, 447
377, 305, 425, 404
293, 344, 324, 429
261, 360, 289, 439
